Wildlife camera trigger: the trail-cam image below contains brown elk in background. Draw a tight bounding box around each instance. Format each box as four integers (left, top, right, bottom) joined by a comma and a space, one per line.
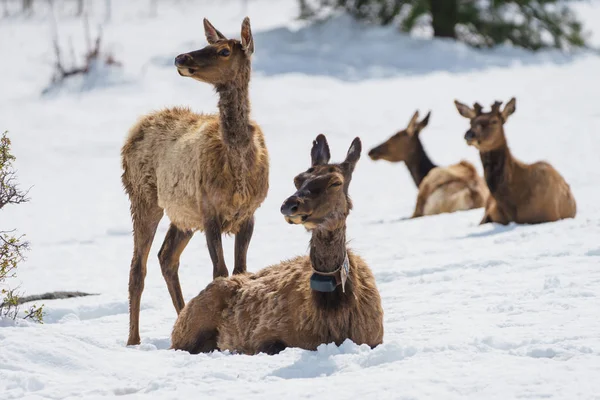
171, 135, 383, 355
121, 17, 269, 346
455, 98, 576, 225
368, 111, 488, 218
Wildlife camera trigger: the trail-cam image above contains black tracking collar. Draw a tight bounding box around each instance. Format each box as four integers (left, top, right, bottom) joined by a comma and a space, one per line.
310, 273, 338, 292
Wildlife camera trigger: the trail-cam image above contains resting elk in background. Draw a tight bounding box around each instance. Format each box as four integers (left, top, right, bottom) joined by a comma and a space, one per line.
121, 17, 269, 346
368, 111, 488, 218
171, 135, 384, 355
454, 98, 576, 225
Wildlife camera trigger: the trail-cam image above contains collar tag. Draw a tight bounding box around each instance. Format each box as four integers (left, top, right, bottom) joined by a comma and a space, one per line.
341, 253, 349, 293
309, 252, 350, 293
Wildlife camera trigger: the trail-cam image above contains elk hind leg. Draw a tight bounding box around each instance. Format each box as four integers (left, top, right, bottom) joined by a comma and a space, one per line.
171, 280, 233, 354
158, 223, 194, 314
204, 214, 228, 279
411, 192, 427, 218
127, 201, 163, 346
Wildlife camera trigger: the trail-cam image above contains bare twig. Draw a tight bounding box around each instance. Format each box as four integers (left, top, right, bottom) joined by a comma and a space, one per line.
47, 14, 121, 88
150, 0, 157, 17
83, 12, 91, 54
68, 37, 77, 69
104, 0, 111, 23
22, 0, 33, 14
76, 0, 84, 17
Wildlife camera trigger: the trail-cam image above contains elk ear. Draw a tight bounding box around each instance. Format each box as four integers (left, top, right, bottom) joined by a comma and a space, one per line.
502, 97, 516, 121
241, 17, 254, 55
311, 134, 331, 166
406, 111, 420, 136
204, 18, 227, 44
415, 111, 431, 134
343, 137, 362, 173
454, 100, 476, 119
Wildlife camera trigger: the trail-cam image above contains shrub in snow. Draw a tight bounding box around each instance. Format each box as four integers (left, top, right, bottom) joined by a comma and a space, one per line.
0, 131, 44, 323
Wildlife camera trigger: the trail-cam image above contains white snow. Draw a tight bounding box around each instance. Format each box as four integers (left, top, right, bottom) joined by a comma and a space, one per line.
1, 0, 600, 398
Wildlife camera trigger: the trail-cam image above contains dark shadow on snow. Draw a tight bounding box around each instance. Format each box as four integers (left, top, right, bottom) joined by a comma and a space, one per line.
461, 223, 519, 238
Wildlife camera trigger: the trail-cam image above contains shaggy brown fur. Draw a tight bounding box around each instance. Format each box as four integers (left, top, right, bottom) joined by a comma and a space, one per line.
455, 98, 576, 225
368, 111, 488, 218
121, 18, 269, 346
171, 135, 384, 355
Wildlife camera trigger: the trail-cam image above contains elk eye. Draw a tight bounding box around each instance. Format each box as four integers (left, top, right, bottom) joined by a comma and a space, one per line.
329, 181, 342, 188
219, 49, 230, 57
490, 120, 498, 125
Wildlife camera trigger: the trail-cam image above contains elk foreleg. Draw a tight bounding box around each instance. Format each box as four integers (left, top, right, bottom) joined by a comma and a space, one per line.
204, 214, 228, 279
233, 216, 254, 275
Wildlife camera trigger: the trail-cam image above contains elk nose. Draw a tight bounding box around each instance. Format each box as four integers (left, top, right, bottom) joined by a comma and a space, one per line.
464, 130, 476, 141
174, 53, 192, 67
368, 148, 379, 160
280, 197, 299, 216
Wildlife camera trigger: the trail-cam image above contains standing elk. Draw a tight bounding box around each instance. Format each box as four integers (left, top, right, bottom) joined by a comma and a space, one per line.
121, 17, 269, 345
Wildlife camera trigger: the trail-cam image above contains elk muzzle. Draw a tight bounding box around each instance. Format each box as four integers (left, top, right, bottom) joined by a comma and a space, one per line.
174, 53, 198, 77
368, 147, 383, 161
174, 53, 193, 68
464, 130, 476, 143
280, 196, 309, 225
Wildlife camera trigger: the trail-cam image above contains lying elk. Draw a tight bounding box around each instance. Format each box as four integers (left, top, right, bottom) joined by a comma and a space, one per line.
171, 135, 384, 354
121, 17, 269, 345
368, 111, 488, 218
455, 98, 576, 224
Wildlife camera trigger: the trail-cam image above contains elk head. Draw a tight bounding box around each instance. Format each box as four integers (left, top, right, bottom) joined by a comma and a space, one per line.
368, 111, 430, 163
280, 134, 362, 231
174, 17, 254, 86
454, 98, 516, 152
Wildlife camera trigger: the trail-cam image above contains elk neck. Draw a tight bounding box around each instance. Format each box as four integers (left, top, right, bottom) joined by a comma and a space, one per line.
405, 138, 437, 187
215, 66, 252, 148
480, 140, 514, 195
310, 223, 347, 275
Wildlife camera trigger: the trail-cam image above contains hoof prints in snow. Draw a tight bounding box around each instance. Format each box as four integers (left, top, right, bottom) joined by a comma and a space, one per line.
137, 337, 172, 351
43, 301, 129, 324
474, 337, 596, 360
586, 247, 600, 256
114, 387, 140, 396
527, 348, 558, 359
270, 342, 417, 379
3, 376, 45, 392
377, 260, 508, 282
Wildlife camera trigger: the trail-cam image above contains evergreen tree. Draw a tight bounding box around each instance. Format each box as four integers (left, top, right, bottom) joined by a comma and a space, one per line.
300, 0, 586, 50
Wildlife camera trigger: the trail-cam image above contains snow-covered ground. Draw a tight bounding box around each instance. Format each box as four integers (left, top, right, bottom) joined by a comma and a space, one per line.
1, 0, 600, 398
